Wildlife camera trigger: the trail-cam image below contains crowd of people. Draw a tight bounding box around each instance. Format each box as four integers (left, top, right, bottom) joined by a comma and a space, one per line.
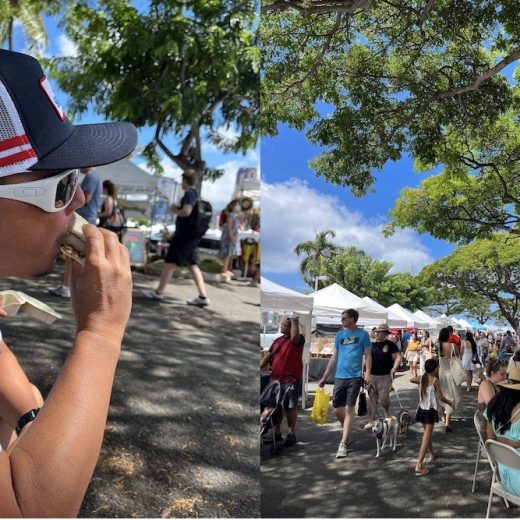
261, 308, 520, 498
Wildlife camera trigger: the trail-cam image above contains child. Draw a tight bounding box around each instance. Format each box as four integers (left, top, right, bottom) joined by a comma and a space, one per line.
410, 358, 454, 476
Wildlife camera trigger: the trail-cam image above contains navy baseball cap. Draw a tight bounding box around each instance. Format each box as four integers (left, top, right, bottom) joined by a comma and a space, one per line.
0, 49, 137, 177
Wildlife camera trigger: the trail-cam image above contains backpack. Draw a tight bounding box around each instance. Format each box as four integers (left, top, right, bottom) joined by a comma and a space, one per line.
188, 198, 212, 239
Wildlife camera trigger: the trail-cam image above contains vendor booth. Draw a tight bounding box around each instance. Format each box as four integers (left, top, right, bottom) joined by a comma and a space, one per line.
362, 296, 407, 329
260, 278, 314, 407
413, 309, 444, 334
387, 303, 428, 329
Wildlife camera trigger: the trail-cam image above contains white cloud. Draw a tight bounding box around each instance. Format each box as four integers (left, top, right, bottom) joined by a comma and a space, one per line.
262, 179, 433, 275
55, 34, 78, 57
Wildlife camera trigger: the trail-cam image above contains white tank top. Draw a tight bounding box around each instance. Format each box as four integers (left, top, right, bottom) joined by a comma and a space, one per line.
419, 379, 438, 410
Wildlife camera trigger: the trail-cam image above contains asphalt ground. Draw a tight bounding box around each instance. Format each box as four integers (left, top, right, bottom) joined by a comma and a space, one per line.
0, 261, 259, 518
261, 369, 519, 518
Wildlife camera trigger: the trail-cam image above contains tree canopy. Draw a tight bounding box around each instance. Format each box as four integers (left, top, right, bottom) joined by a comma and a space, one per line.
294, 232, 433, 310
419, 234, 520, 330
50, 0, 259, 185
261, 1, 520, 196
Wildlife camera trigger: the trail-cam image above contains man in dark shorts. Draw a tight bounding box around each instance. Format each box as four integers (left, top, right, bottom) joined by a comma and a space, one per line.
364, 323, 401, 430
319, 309, 372, 458
143, 170, 209, 306
260, 316, 304, 447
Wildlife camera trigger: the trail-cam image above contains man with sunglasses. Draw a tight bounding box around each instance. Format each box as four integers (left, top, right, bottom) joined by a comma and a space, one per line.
0, 49, 137, 517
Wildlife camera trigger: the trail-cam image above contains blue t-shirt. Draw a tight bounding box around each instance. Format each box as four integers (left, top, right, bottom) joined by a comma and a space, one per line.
77, 172, 102, 224
335, 328, 371, 379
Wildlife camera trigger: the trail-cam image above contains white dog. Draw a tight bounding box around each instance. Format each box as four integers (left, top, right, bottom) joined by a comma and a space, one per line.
371, 416, 398, 458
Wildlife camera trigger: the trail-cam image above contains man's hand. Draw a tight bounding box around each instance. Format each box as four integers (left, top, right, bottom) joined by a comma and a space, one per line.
0, 307, 7, 318
318, 379, 325, 388
70, 225, 132, 346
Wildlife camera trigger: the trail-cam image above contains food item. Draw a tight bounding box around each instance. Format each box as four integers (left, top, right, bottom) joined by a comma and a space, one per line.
60, 213, 88, 265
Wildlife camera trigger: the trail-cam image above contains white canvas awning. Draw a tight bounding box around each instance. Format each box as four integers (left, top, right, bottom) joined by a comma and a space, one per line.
310, 283, 387, 324
387, 303, 428, 329
260, 277, 313, 315
362, 296, 407, 328
413, 310, 444, 332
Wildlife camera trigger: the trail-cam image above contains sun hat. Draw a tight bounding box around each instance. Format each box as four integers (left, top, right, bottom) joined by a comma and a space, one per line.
0, 49, 137, 177
497, 366, 520, 391
374, 323, 390, 333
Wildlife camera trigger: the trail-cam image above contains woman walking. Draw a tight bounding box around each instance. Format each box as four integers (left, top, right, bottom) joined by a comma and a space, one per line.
411, 358, 455, 476
407, 332, 421, 379
419, 331, 433, 376
438, 328, 461, 432
219, 200, 241, 280
461, 331, 478, 392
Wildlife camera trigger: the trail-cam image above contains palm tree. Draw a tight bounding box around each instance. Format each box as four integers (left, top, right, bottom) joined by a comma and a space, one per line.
0, 0, 49, 52
294, 230, 339, 290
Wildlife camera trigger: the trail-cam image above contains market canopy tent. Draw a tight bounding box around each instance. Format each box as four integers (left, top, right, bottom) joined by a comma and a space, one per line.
310, 283, 387, 325
362, 296, 407, 328
413, 310, 444, 333
387, 303, 428, 329
260, 277, 313, 406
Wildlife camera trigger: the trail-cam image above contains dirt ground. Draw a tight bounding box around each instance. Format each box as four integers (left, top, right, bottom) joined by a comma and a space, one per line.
0, 261, 259, 518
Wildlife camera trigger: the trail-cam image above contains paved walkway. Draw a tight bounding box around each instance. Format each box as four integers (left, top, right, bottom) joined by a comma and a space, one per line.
261, 371, 518, 518
0, 262, 259, 518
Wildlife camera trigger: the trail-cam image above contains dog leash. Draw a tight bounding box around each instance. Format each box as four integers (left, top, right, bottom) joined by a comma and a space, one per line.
391, 375, 406, 410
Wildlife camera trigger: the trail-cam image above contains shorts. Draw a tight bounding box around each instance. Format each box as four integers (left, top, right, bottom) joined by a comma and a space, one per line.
368, 374, 392, 405
407, 351, 420, 364
280, 381, 299, 410
164, 235, 200, 266
333, 377, 363, 408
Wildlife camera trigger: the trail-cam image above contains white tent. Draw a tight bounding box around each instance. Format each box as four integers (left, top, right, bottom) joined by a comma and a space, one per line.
387, 303, 428, 329
310, 283, 387, 324
413, 310, 444, 332
260, 278, 314, 406
457, 318, 474, 330
362, 296, 407, 328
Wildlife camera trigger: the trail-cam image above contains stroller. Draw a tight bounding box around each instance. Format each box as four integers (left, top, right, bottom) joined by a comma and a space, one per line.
260, 379, 295, 455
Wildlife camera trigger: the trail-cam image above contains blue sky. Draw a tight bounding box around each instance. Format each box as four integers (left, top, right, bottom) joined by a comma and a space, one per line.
11, 12, 258, 211
262, 64, 517, 294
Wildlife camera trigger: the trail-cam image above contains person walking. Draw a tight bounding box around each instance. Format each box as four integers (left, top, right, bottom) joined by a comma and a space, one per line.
364, 323, 400, 430
461, 331, 478, 392
410, 358, 455, 476
438, 328, 461, 432
48, 167, 101, 298
407, 332, 421, 379
318, 309, 372, 458
419, 330, 433, 376
0, 48, 136, 517
219, 200, 241, 280
142, 170, 210, 306
98, 180, 125, 242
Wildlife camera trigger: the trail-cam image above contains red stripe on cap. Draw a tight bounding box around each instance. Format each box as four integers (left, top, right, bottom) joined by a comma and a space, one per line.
0, 149, 37, 167
0, 135, 30, 152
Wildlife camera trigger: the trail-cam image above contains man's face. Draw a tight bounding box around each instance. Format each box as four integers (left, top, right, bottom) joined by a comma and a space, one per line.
280, 318, 291, 335
0, 170, 85, 277
341, 314, 355, 328
376, 331, 388, 342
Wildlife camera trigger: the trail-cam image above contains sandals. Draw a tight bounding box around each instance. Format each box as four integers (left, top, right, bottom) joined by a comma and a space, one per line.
415, 468, 430, 476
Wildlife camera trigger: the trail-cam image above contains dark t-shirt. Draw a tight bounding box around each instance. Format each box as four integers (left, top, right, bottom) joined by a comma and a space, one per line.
371, 339, 399, 376
269, 334, 305, 384
174, 188, 198, 238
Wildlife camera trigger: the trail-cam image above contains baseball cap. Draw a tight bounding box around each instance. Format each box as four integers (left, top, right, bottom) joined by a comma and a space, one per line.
0, 49, 137, 177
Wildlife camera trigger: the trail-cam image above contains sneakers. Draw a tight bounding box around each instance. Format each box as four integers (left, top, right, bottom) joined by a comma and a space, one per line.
283, 433, 297, 447
187, 296, 210, 306
336, 442, 348, 458
142, 289, 164, 301
48, 286, 70, 298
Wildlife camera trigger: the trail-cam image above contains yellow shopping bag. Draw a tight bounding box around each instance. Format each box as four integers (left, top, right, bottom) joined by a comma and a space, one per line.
310, 387, 330, 425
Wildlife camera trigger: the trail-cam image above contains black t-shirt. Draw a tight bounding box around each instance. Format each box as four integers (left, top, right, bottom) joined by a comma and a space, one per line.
371, 339, 399, 376
174, 188, 198, 238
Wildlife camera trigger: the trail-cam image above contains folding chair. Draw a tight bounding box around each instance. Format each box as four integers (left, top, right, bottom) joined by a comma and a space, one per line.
472, 410, 493, 493
485, 439, 520, 518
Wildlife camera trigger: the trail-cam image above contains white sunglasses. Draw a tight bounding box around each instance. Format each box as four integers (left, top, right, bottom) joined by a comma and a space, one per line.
0, 169, 79, 212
